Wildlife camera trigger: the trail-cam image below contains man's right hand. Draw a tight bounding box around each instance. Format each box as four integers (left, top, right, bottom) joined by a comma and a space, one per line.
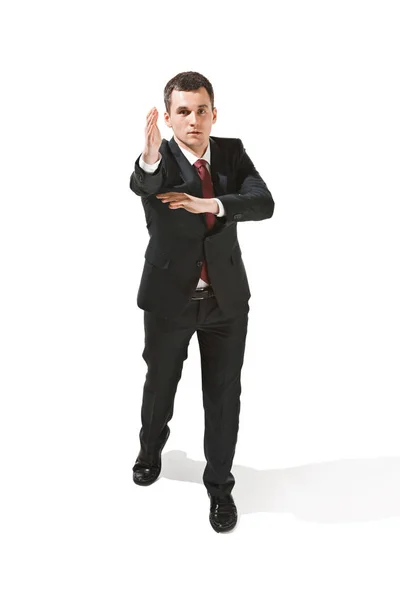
142, 107, 162, 164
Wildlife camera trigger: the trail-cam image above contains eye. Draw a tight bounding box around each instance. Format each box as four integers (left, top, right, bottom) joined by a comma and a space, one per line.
179, 109, 206, 115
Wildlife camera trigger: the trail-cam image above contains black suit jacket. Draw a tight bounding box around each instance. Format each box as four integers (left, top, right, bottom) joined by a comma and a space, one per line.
129, 135, 274, 318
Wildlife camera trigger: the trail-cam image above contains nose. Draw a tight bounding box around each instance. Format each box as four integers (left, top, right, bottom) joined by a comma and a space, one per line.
189, 113, 199, 127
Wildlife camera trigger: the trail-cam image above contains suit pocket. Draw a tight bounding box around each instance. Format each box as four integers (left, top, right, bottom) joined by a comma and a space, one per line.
144, 243, 171, 269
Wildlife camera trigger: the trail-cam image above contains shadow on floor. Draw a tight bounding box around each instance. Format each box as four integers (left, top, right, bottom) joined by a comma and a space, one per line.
160, 451, 400, 523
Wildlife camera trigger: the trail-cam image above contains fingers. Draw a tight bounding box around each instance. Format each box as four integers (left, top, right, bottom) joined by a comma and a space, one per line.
146, 107, 158, 122
145, 108, 159, 140
156, 193, 188, 200
145, 108, 158, 144
155, 193, 181, 207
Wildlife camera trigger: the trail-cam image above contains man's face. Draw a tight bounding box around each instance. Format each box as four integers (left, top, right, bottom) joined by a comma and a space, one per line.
164, 87, 217, 155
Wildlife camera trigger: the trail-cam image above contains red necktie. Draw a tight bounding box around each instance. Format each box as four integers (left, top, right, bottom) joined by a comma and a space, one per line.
193, 159, 216, 285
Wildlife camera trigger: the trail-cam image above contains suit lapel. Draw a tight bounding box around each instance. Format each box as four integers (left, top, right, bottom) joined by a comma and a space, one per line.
209, 136, 228, 199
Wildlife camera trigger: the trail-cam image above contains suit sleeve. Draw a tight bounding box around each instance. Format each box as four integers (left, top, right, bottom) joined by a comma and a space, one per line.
129, 151, 165, 197
216, 139, 274, 222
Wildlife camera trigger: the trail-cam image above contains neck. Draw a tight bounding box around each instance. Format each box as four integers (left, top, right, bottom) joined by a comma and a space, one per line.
174, 135, 208, 158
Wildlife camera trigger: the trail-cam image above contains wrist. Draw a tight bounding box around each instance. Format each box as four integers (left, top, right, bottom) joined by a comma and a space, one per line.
142, 150, 160, 164
209, 198, 218, 214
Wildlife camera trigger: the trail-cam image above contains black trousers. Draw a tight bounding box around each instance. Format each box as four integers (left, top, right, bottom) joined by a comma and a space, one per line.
138, 292, 249, 498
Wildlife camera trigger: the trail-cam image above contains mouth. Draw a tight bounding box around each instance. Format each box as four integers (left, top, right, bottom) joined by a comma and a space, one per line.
188, 131, 201, 135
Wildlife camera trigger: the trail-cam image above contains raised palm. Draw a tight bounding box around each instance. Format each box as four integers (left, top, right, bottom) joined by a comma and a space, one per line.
145, 107, 162, 153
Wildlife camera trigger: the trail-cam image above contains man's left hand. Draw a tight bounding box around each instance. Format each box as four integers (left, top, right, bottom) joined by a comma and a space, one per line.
156, 192, 218, 215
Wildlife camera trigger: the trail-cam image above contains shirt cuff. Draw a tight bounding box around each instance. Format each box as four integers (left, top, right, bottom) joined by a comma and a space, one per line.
139, 152, 162, 173
214, 198, 225, 217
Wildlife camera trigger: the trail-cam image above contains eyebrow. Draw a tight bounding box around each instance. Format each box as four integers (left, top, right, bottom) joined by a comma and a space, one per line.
176, 104, 209, 110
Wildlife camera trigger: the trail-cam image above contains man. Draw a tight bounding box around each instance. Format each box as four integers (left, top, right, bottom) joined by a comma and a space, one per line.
129, 71, 274, 533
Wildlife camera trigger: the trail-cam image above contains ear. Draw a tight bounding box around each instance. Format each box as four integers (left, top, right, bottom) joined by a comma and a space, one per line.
164, 112, 172, 128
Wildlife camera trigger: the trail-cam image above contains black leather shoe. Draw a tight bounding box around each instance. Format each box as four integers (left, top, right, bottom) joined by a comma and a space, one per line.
132, 428, 170, 486
208, 491, 238, 533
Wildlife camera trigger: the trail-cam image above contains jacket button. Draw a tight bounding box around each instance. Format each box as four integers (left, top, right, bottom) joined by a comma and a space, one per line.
197, 261, 203, 267
234, 213, 243, 220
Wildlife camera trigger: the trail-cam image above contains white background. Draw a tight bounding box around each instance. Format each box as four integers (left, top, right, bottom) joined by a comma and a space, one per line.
1, 0, 399, 598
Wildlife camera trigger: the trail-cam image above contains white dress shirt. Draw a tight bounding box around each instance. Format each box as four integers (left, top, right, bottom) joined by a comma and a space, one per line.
139, 140, 225, 289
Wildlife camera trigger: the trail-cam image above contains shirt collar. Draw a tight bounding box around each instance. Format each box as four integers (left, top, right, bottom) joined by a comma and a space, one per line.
176, 139, 211, 166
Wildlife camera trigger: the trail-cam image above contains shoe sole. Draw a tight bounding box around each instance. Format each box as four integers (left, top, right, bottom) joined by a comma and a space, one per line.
209, 515, 238, 533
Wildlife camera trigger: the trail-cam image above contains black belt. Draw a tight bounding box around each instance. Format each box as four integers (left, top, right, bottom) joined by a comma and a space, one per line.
191, 286, 215, 300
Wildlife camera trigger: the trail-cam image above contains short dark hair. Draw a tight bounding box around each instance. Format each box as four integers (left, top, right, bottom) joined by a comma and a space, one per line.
164, 71, 214, 115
